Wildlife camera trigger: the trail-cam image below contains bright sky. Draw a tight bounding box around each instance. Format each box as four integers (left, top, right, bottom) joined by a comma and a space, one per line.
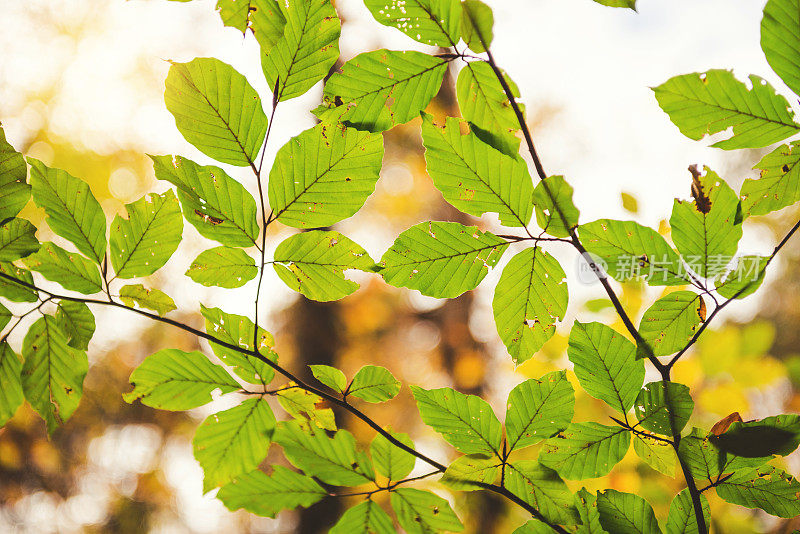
0, 0, 789, 531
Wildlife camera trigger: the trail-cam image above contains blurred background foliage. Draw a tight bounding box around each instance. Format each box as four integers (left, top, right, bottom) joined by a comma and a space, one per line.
0, 0, 798, 533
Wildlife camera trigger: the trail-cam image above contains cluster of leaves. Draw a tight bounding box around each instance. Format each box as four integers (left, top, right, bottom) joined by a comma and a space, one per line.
1, 0, 800, 532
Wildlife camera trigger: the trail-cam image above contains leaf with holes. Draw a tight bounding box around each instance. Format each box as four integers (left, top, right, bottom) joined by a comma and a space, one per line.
262, 0, 340, 101
634, 381, 694, 436
123, 348, 239, 410
638, 291, 705, 357
218, 466, 326, 518
55, 300, 95, 351
580, 219, 687, 286
596, 489, 662, 534
24, 242, 102, 295
193, 397, 276, 492
331, 500, 395, 534
28, 159, 106, 265
0, 127, 30, 222
716, 466, 800, 518
715, 255, 768, 299
348, 365, 400, 403
0, 342, 23, 427
493, 247, 568, 365
653, 70, 800, 150
316, 50, 448, 132
633, 433, 676, 477
0, 262, 37, 302
0, 218, 38, 261
504, 461, 580, 525
533, 175, 580, 238
670, 167, 742, 277
152, 155, 259, 247
215, 0, 286, 53
119, 284, 176, 316
165, 57, 266, 167
380, 221, 507, 298
440, 454, 500, 491
186, 246, 257, 288
539, 423, 630, 479
110, 190, 183, 279
390, 488, 464, 534
364, 0, 461, 47
568, 321, 644, 413
276, 387, 336, 431
273, 230, 375, 301
268, 123, 383, 228
411, 385, 502, 456
422, 113, 533, 227
505, 371, 575, 452
678, 428, 767, 482
574, 487, 606, 534
666, 489, 710, 534
457, 61, 522, 156
21, 316, 88, 434
370, 431, 416, 481
742, 142, 800, 217
275, 421, 374, 486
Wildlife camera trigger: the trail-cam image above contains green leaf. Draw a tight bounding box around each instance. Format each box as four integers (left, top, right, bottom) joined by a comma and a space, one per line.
217, 466, 325, 517
164, 57, 266, 167
678, 428, 766, 482
653, 70, 799, 150
390, 488, 464, 533
567, 321, 644, 413
24, 242, 103, 295
309, 364, 347, 393
493, 247, 568, 364
370, 431, 416, 480
456, 61, 522, 157
632, 433, 676, 477
0, 218, 39, 261
55, 300, 96, 351
638, 291, 705, 357
28, 159, 106, 265
762, 0, 800, 99
742, 142, 800, 217
539, 422, 630, 479
666, 489, 710, 534
533, 175, 580, 238
364, 0, 461, 47
152, 155, 259, 247
580, 219, 687, 286
504, 461, 580, 525
592, 0, 636, 7
461, 0, 493, 53
0, 262, 37, 302
110, 190, 183, 279
634, 381, 694, 436
422, 114, 533, 227
21, 316, 88, 434
596, 489, 662, 534
380, 221, 507, 298
215, 0, 286, 53
261, 0, 340, 101
669, 167, 742, 277
123, 348, 239, 410
410, 385, 501, 455
0, 127, 31, 222
716, 466, 800, 518
0, 342, 23, 427
513, 521, 555, 534
193, 397, 276, 492
348, 365, 400, 403
186, 246, 256, 288
574, 488, 606, 534
200, 305, 276, 385
268, 123, 383, 228
276, 386, 336, 431
273, 230, 375, 301
715, 255, 768, 299
331, 500, 395, 534
275, 421, 374, 486
505, 371, 575, 451
119, 284, 176, 316
316, 50, 448, 132
440, 453, 500, 490
710, 414, 800, 458
0, 302, 9, 331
